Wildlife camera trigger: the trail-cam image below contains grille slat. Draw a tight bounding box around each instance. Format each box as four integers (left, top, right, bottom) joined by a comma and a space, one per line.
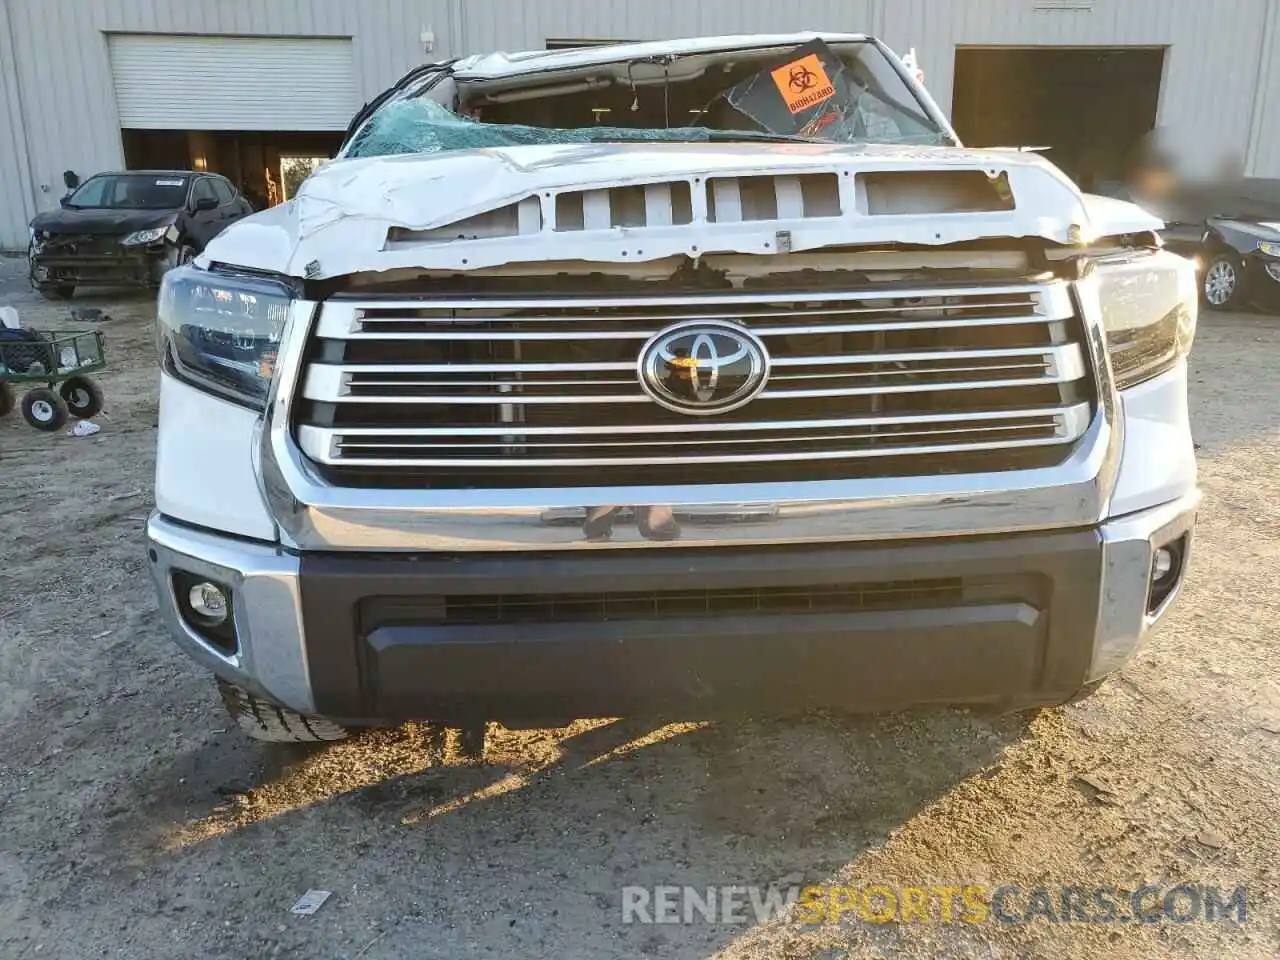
304, 344, 1082, 403
294, 280, 1095, 487
366, 577, 969, 627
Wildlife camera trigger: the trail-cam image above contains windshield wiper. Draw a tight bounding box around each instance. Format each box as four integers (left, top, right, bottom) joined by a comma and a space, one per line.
596, 128, 824, 145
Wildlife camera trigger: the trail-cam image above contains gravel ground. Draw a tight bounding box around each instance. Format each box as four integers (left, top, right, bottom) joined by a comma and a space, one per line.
1, 255, 1278, 960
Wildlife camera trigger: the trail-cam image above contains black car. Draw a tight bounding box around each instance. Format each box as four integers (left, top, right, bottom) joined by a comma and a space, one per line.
1160, 215, 1280, 312
27, 170, 254, 298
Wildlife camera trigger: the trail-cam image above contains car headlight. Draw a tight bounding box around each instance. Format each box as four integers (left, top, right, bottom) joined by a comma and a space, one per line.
157, 265, 293, 409
1257, 241, 1280, 258
1095, 249, 1197, 391
122, 226, 170, 246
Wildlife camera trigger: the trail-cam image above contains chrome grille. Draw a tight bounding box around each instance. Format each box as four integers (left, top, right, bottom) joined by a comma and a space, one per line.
293, 281, 1095, 488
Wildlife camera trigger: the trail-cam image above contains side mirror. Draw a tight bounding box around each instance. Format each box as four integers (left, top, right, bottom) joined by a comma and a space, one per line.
62, 170, 80, 190
193, 196, 218, 212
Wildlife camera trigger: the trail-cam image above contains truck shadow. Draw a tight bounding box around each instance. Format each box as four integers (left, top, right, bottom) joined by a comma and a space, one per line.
106, 706, 1034, 956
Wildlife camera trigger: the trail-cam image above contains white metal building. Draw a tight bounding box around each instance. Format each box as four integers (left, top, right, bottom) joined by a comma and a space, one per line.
2, 0, 1278, 248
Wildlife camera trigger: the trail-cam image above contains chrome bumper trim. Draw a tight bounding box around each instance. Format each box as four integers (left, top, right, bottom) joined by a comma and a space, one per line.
146, 514, 313, 713
1089, 489, 1200, 682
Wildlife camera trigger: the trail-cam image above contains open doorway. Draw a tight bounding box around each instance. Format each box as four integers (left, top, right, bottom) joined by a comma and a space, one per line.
122, 130, 344, 210
951, 47, 1165, 190
279, 156, 329, 202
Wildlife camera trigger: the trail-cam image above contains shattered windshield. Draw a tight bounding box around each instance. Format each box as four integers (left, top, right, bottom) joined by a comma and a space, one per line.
346, 39, 947, 159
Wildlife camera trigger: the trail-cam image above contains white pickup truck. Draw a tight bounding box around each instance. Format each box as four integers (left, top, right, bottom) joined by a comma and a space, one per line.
146, 33, 1198, 742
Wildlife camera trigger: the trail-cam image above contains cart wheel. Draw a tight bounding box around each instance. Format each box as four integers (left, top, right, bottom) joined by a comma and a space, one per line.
0, 382, 14, 418
21, 388, 68, 431
59, 376, 103, 419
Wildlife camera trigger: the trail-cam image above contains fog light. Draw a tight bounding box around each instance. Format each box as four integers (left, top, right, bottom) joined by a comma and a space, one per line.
173, 571, 237, 656
1147, 534, 1189, 615
188, 582, 229, 624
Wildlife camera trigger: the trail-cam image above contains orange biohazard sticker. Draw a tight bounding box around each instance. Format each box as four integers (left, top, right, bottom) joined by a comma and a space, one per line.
771, 54, 836, 114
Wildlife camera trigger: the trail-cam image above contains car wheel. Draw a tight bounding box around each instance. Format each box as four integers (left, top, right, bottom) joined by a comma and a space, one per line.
0, 382, 14, 418
216, 678, 350, 743
59, 376, 103, 419
21, 387, 69, 431
1202, 254, 1243, 310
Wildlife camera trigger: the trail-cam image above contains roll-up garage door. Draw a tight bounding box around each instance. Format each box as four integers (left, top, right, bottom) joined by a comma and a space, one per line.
108, 34, 356, 131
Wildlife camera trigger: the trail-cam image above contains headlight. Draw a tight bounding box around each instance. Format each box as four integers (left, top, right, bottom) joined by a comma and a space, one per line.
157, 265, 293, 409
122, 226, 170, 246
1095, 249, 1197, 391
1257, 241, 1280, 258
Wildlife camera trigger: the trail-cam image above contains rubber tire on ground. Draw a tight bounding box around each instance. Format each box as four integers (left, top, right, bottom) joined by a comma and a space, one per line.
0, 382, 14, 418
59, 376, 103, 419
21, 387, 68, 431
982, 679, 1109, 717
1059, 678, 1107, 706
35, 283, 75, 300
1201, 254, 1244, 311
216, 678, 350, 743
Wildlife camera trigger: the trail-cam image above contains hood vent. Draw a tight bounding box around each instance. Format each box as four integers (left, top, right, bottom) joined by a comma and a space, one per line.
706, 173, 842, 223
554, 181, 694, 232
384, 168, 1019, 248
859, 171, 1015, 215
386, 196, 543, 246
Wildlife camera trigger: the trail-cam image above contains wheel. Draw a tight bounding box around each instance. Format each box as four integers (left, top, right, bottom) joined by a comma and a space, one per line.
59, 376, 103, 419
216, 678, 349, 743
35, 283, 74, 300
981, 679, 1109, 717
178, 243, 196, 265
21, 387, 68, 431
1060, 678, 1107, 706
1202, 254, 1243, 310
0, 382, 13, 418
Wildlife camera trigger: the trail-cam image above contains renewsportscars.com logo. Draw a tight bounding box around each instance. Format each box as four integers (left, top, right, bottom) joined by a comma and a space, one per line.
620, 884, 1249, 926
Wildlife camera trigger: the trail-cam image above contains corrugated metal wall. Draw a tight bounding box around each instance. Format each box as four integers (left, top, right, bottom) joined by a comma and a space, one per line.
0, 0, 36, 246
0, 0, 451, 247
1245, 0, 1280, 179
2, 0, 1279, 247
456, 0, 871, 51
873, 0, 1272, 178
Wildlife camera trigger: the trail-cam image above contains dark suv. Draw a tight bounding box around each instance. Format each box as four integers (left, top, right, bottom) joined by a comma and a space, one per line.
28, 170, 253, 298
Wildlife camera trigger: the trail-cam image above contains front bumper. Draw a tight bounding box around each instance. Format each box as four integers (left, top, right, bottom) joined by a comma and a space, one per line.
29, 245, 168, 286
1246, 254, 1280, 306
147, 492, 1197, 724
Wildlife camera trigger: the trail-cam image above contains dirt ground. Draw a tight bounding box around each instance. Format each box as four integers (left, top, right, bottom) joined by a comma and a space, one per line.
1, 254, 1278, 960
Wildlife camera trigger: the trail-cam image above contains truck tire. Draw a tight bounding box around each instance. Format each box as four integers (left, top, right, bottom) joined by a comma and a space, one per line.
216, 678, 349, 743
984, 679, 1108, 716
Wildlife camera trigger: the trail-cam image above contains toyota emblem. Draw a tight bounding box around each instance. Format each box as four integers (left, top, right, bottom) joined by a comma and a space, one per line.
637, 320, 771, 416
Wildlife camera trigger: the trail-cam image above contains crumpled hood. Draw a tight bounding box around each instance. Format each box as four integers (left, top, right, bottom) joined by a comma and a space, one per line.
30, 206, 178, 235
200, 141, 1165, 278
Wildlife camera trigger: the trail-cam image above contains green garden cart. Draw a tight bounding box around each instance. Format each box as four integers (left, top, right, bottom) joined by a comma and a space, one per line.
0, 329, 106, 431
